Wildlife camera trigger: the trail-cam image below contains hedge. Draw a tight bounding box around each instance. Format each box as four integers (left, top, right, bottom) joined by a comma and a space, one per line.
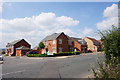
54, 51, 80, 56
27, 54, 54, 57
27, 51, 80, 57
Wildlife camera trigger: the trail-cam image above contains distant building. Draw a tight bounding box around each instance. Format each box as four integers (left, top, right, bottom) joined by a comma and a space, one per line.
84, 37, 102, 52
42, 32, 72, 53
71, 37, 87, 53
0, 49, 6, 54
6, 39, 31, 56
40, 32, 87, 54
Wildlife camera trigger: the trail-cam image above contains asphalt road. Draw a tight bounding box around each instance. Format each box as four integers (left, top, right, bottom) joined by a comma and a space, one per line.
1, 52, 104, 78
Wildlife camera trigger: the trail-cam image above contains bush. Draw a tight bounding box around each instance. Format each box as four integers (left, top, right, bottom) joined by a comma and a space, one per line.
91, 25, 120, 79
92, 55, 120, 79
99, 25, 120, 63
54, 51, 80, 56
2, 51, 5, 54
27, 54, 54, 57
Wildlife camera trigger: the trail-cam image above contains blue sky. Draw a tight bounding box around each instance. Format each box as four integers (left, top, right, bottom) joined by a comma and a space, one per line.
0, 2, 118, 48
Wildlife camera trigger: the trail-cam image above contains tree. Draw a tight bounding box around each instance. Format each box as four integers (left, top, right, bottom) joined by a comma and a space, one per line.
38, 42, 45, 50
91, 25, 120, 79
99, 25, 120, 63
2, 51, 5, 54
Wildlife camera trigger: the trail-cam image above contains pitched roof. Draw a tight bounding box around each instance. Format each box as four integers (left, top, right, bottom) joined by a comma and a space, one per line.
42, 32, 63, 41
71, 37, 86, 45
16, 46, 30, 50
97, 40, 103, 44
7, 39, 23, 46
85, 37, 100, 46
66, 35, 73, 41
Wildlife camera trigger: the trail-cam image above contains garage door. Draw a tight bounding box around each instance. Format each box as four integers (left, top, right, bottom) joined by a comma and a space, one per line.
16, 50, 21, 56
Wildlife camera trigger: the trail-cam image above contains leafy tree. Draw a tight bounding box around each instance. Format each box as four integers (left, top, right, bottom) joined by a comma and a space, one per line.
99, 25, 120, 63
2, 51, 5, 54
38, 42, 45, 50
91, 25, 120, 79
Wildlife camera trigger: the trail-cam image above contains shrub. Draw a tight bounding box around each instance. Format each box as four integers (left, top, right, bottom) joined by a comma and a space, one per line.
54, 51, 80, 56
91, 25, 120, 79
92, 55, 120, 79
27, 51, 81, 57
2, 51, 5, 54
99, 25, 120, 63
27, 54, 54, 57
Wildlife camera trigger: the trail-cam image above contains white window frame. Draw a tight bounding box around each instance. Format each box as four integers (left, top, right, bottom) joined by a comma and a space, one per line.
46, 41, 48, 45
59, 39, 62, 44
42, 49, 44, 53
52, 48, 55, 53
53, 40, 55, 44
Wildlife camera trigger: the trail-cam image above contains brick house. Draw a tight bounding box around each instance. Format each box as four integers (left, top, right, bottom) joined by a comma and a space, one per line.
84, 37, 102, 52
41, 32, 74, 53
6, 39, 31, 56
16, 46, 30, 56
40, 32, 87, 54
71, 37, 87, 53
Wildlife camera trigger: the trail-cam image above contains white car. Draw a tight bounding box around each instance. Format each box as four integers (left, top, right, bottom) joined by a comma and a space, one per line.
0, 54, 4, 64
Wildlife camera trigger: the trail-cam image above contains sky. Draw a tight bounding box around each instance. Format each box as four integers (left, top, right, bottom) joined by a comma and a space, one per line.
0, 1, 119, 48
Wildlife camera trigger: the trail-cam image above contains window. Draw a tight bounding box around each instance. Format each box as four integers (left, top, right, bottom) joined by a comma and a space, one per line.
81, 48, 84, 52
52, 48, 55, 53
53, 40, 55, 44
42, 49, 44, 53
46, 41, 48, 45
59, 48, 62, 53
70, 48, 74, 52
68, 41, 72, 45
59, 39, 62, 44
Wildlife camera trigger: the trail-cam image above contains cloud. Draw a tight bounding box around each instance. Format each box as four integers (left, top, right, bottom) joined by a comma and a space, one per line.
56, 16, 79, 27
96, 4, 118, 31
96, 17, 118, 30
0, 0, 3, 13
103, 4, 118, 18
1, 12, 79, 48
82, 27, 93, 35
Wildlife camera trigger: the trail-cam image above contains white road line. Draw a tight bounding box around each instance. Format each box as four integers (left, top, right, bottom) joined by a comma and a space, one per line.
2, 70, 25, 76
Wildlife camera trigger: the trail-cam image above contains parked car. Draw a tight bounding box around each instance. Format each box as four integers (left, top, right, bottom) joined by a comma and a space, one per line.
26, 51, 39, 56
0, 54, 4, 64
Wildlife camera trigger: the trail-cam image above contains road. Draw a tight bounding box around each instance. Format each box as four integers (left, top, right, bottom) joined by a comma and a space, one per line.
1, 52, 104, 78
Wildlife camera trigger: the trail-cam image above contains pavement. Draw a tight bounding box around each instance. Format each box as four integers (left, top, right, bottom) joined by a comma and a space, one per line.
1, 52, 104, 78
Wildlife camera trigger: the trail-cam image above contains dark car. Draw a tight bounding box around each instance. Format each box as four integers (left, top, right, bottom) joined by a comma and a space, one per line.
26, 51, 39, 56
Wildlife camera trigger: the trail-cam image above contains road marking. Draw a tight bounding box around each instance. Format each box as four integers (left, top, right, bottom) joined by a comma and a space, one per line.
2, 70, 25, 76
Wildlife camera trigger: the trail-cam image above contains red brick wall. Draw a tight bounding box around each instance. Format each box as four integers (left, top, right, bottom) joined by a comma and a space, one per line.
43, 40, 57, 53
74, 40, 81, 51
57, 33, 69, 52
14, 39, 31, 56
